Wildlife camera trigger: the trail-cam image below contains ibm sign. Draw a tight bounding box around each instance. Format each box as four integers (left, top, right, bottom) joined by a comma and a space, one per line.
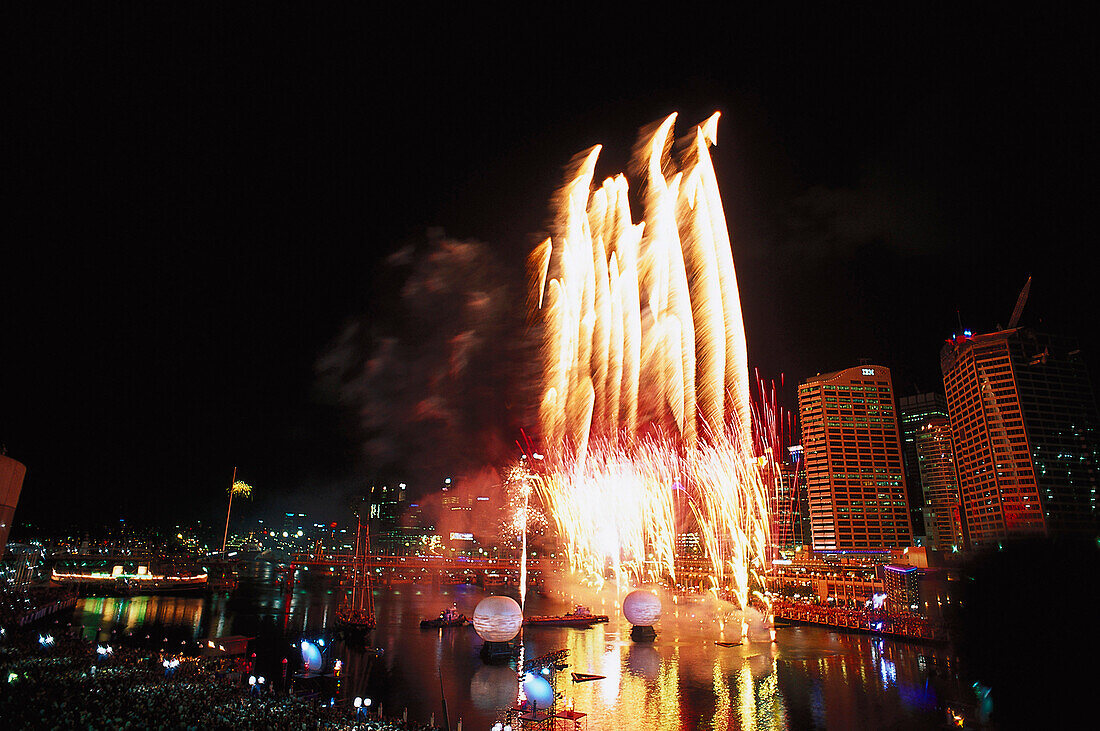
861, 368, 875, 376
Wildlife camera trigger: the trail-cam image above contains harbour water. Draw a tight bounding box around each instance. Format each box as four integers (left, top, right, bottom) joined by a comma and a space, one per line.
70, 563, 973, 729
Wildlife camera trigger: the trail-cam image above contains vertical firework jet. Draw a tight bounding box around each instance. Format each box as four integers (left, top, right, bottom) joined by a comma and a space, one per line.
524, 113, 773, 631
531, 112, 751, 456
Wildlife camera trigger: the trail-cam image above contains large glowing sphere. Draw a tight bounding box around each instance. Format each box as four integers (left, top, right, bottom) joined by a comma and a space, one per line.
522, 673, 554, 707
622, 590, 662, 626
472, 596, 523, 642
300, 640, 322, 672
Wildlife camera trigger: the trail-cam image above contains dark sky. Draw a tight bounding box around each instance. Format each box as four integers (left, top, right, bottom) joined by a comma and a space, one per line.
5, 7, 1094, 531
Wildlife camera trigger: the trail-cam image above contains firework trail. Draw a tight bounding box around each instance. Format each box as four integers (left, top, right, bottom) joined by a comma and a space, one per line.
524, 113, 774, 633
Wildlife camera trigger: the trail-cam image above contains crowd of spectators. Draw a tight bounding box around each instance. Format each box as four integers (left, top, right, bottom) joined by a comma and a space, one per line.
0, 585, 77, 626
0, 630, 438, 730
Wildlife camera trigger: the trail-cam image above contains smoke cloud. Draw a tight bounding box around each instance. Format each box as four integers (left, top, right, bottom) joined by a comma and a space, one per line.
317, 231, 536, 499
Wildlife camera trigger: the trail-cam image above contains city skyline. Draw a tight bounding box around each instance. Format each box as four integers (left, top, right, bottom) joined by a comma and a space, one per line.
5, 8, 1096, 529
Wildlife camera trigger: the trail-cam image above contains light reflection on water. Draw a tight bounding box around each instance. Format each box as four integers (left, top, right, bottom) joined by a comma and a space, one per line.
72, 565, 967, 729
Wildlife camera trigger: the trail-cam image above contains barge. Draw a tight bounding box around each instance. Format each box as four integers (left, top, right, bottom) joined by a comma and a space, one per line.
524, 605, 609, 627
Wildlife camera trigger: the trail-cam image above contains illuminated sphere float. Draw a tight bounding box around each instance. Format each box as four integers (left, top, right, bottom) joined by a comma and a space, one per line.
472, 596, 523, 642
522, 672, 555, 709
300, 640, 323, 673
473, 595, 523, 663
623, 589, 661, 642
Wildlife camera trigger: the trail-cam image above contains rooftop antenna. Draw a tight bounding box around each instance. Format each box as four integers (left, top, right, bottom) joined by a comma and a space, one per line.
1007, 275, 1032, 329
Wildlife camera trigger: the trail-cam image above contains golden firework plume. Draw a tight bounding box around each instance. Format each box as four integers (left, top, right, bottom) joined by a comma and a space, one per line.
527, 113, 773, 636
229, 480, 253, 498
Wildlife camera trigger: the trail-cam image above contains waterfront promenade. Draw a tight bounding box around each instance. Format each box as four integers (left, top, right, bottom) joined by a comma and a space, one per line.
772, 599, 950, 642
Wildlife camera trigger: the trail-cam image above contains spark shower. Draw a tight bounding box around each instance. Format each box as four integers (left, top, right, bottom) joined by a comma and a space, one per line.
523, 112, 774, 632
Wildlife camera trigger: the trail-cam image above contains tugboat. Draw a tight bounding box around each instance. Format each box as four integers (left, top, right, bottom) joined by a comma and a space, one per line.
524, 605, 609, 627
419, 604, 469, 629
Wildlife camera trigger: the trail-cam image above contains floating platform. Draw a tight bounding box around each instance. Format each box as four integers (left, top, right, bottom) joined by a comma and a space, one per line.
481, 640, 519, 664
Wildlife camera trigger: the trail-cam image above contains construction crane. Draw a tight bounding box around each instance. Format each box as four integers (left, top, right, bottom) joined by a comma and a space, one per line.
1007, 275, 1032, 329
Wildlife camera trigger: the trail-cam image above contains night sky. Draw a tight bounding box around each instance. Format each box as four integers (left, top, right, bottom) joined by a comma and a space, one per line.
6, 7, 1094, 531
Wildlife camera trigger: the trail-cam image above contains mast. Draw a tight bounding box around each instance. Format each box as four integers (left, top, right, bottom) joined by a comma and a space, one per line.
340, 511, 375, 628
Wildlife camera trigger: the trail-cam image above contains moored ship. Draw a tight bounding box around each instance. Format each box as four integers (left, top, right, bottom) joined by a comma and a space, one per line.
524, 605, 609, 627
51, 557, 208, 593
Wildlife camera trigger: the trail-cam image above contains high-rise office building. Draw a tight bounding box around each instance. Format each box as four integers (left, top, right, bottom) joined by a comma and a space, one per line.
369, 483, 406, 523
769, 445, 811, 552
798, 365, 913, 552
940, 328, 1099, 544
915, 416, 964, 550
0, 455, 27, 561
369, 483, 408, 555
899, 393, 950, 536
771, 450, 798, 553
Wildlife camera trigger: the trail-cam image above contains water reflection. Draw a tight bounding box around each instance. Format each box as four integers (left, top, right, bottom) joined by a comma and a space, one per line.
471, 664, 518, 710
71, 570, 969, 729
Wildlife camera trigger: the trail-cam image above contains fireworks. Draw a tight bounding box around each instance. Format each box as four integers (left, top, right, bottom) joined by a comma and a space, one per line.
229, 480, 253, 498
525, 113, 775, 632
530, 111, 750, 458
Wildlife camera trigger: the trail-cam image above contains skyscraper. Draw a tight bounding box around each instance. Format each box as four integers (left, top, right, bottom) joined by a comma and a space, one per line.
940, 327, 1099, 544
0, 455, 27, 561
797, 365, 913, 552
899, 392, 950, 537
788, 444, 812, 549
771, 448, 802, 553
915, 416, 964, 550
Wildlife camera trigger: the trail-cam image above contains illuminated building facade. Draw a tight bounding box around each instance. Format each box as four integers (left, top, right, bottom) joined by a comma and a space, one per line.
369, 483, 406, 523
899, 393, 950, 536
940, 328, 1100, 544
798, 365, 913, 552
0, 455, 26, 561
772, 446, 808, 552
369, 483, 409, 555
791, 445, 812, 548
915, 417, 964, 550
882, 563, 920, 611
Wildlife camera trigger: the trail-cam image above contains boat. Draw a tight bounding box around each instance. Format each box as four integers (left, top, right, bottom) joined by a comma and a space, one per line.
715, 641, 742, 647
420, 605, 469, 629
50, 557, 208, 593
525, 605, 609, 627
571, 672, 606, 683
336, 517, 375, 631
